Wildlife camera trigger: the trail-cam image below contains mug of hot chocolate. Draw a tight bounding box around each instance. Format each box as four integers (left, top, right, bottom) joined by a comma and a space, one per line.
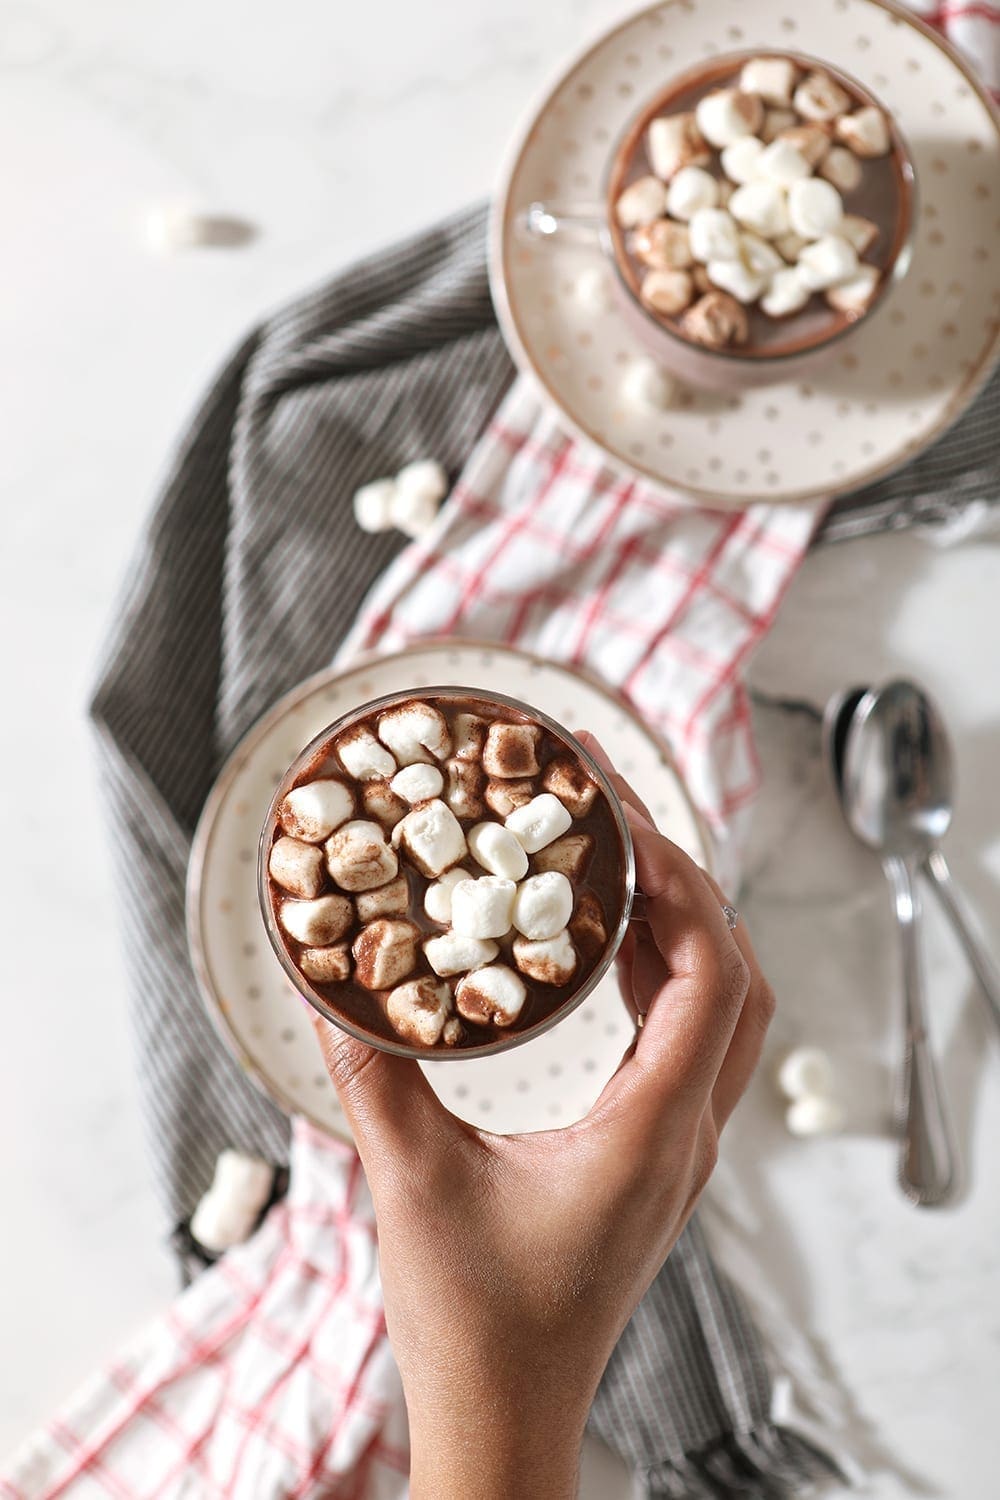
258, 688, 635, 1058
525, 50, 916, 389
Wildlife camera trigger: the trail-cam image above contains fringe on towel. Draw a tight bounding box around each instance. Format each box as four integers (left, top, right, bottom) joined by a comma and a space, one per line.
642, 1423, 845, 1498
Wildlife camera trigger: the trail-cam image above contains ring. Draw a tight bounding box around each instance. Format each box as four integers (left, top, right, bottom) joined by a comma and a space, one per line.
722, 904, 739, 930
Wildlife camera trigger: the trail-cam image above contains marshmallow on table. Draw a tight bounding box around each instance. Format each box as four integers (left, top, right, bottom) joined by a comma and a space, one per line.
356, 874, 410, 922
467, 821, 530, 881
386, 977, 453, 1047
695, 88, 764, 148
776, 1047, 837, 1100
482, 722, 541, 779
268, 837, 327, 899
797, 235, 858, 291
506, 793, 573, 853
452, 713, 488, 761
484, 778, 535, 817
666, 165, 720, 221
337, 725, 397, 781
569, 890, 608, 960
819, 146, 863, 194
390, 763, 444, 805
451, 876, 517, 940
279, 893, 353, 946
646, 111, 711, 179
826, 263, 880, 315
756, 139, 812, 187
761, 266, 812, 318
424, 932, 500, 978
444, 758, 486, 820
689, 208, 741, 264
512, 871, 574, 942
621, 355, 676, 412
189, 1151, 275, 1254
353, 478, 397, 534
540, 757, 598, 818
393, 799, 467, 877
682, 290, 748, 349
455, 964, 527, 1027
353, 918, 421, 990
533, 832, 594, 882
777, 124, 832, 169
361, 779, 408, 831
424, 867, 468, 925
786, 1095, 845, 1137
574, 265, 615, 313
325, 820, 398, 892
788, 178, 843, 240
739, 56, 799, 107
279, 779, 354, 843
377, 701, 451, 764
299, 944, 352, 984
793, 71, 851, 122
615, 174, 669, 227
396, 458, 448, 505
720, 136, 765, 186
761, 108, 797, 143
631, 218, 694, 270
390, 486, 439, 539
513, 930, 577, 986
839, 214, 879, 257
728, 181, 790, 239
640, 269, 694, 317
836, 106, 890, 158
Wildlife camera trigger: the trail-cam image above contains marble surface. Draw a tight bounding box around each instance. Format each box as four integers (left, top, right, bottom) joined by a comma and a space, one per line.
2, 1, 999, 1494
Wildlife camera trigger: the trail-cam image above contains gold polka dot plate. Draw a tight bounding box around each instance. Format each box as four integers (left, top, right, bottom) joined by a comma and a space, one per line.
186, 642, 711, 1143
490, 0, 1000, 507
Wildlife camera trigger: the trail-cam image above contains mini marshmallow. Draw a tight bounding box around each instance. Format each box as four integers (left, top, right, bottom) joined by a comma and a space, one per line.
797, 234, 858, 291
819, 145, 863, 194
394, 799, 467, 877
689, 208, 741, 263
144, 203, 242, 255
279, 893, 353, 946
569, 890, 608, 960
482, 722, 541, 779
444, 758, 486, 820
761, 108, 797, 143
505, 793, 573, 854
785, 1095, 845, 1137
666, 165, 720, 221
835, 106, 890, 158
740, 233, 784, 277
353, 478, 396, 534
390, 485, 438, 539
739, 56, 799, 107
574, 265, 615, 313
720, 136, 766, 186
640, 269, 694, 317
788, 177, 843, 240
455, 964, 527, 1027
423, 932, 499, 977
756, 139, 812, 187
692, 265, 713, 296
774, 230, 809, 262
451, 876, 517, 940
390, 763, 444, 804
513, 871, 574, 942
325, 820, 399, 892
646, 111, 711, 179
452, 713, 488, 761
793, 70, 851, 123
300, 944, 352, 984
268, 837, 326, 899
631, 218, 694, 270
839, 214, 879, 257
695, 88, 764, 149
716, 178, 734, 209
776, 1047, 837, 1101
377, 701, 451, 764
615, 174, 669, 228
541, 757, 599, 818
279, 779, 354, 843
356, 874, 410, 923
467, 821, 530, 881
682, 290, 748, 348
337, 726, 397, 781
777, 123, 832, 168
728, 181, 790, 239
189, 1151, 274, 1254
707, 257, 768, 305
826, 263, 880, 316
361, 779, 408, 831
424, 867, 468, 925
622, 355, 676, 412
533, 832, 595, 882
353, 918, 420, 990
484, 778, 535, 817
513, 930, 577, 986
442, 1017, 463, 1046
386, 977, 452, 1047
761, 266, 812, 318
395, 458, 448, 504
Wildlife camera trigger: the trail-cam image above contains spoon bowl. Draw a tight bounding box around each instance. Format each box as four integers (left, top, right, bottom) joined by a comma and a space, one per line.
843, 680, 954, 859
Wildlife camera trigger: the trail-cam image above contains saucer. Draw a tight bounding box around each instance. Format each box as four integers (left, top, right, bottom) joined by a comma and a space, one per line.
490, 0, 1000, 507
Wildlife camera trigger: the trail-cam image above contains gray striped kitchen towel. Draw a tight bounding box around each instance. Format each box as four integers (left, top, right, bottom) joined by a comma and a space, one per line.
90, 199, 994, 1497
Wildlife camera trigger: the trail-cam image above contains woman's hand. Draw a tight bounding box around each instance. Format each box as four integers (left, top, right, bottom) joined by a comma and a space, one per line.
316, 743, 774, 1499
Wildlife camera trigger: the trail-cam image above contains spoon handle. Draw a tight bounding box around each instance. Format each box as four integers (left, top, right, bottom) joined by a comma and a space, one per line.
884, 854, 957, 1208
923, 849, 1000, 1038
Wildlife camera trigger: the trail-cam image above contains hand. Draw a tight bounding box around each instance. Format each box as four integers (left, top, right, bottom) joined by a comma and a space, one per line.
316, 740, 774, 1499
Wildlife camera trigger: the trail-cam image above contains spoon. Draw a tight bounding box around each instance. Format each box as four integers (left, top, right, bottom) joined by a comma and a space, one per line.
839, 680, 958, 1207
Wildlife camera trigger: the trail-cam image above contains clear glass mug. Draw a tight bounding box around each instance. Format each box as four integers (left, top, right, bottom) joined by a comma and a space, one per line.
258, 686, 637, 1061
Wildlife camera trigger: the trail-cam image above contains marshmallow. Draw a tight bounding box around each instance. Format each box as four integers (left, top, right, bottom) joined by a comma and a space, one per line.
268, 837, 327, 899
390, 484, 439, 539
761, 266, 812, 318
777, 123, 831, 168
835, 106, 890, 159
455, 964, 527, 1027
279, 893, 353, 946
512, 871, 574, 941
793, 71, 851, 123
386, 977, 453, 1047
444, 757, 486, 820
740, 233, 784, 277
377, 701, 451, 764
631, 218, 694, 271
720, 136, 766, 186
189, 1151, 274, 1254
826, 263, 880, 316
352, 918, 421, 990
574, 265, 615, 313
646, 111, 711, 180
776, 1047, 837, 1101
390, 763, 444, 804
682, 290, 748, 349
279, 778, 354, 843
756, 139, 811, 187
695, 88, 764, 149
622, 355, 676, 412
540, 757, 599, 818
337, 726, 397, 782
533, 832, 595, 881
513, 930, 577, 986
797, 235, 858, 291
299, 944, 352, 984
482, 722, 541, 779
761, 108, 797, 143
640, 268, 694, 317
689, 208, 741, 263
484, 778, 535, 817
395, 458, 448, 505
788, 178, 843, 240
144, 204, 244, 255
451, 875, 516, 940
467, 821, 530, 881
739, 56, 799, 107
361, 779, 408, 832
394, 799, 467, 877
356, 874, 410, 922
353, 478, 396, 534
839, 214, 879, 257
774, 230, 809, 262
785, 1095, 845, 1137
325, 820, 399, 892
443, 1017, 463, 1046
666, 165, 720, 221
819, 145, 862, 195
452, 712, 488, 761
716, 177, 734, 209
424, 932, 500, 977
707, 257, 768, 305
615, 174, 669, 228
424, 867, 468, 925
728, 181, 790, 239
505, 793, 573, 854
569, 890, 608, 960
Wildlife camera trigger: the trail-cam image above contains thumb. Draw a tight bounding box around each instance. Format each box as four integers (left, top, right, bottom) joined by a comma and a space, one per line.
314, 1017, 451, 1166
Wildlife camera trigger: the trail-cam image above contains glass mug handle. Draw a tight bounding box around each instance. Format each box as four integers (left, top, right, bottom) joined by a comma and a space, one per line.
523, 201, 610, 249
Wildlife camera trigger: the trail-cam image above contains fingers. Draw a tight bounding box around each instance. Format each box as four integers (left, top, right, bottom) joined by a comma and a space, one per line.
697, 873, 776, 1130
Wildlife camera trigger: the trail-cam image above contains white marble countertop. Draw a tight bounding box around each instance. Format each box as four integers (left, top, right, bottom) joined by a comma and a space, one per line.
2, 1, 998, 1494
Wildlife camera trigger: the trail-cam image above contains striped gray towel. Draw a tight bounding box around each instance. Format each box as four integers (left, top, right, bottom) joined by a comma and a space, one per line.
91, 200, 991, 1497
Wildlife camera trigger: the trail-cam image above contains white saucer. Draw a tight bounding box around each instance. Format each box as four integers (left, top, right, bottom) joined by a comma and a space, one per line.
490, 0, 1000, 507
186, 642, 711, 1143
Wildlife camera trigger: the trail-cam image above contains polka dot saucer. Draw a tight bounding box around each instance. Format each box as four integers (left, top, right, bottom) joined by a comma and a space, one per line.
185, 642, 711, 1143
490, 0, 1000, 507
